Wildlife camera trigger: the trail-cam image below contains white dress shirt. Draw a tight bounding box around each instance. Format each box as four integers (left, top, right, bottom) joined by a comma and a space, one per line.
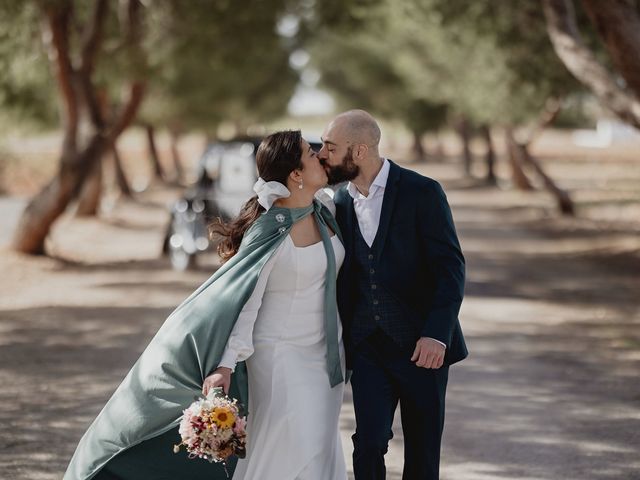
347, 159, 446, 350
347, 159, 390, 247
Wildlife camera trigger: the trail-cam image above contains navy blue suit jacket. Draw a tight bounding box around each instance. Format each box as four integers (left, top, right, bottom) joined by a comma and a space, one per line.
335, 160, 468, 367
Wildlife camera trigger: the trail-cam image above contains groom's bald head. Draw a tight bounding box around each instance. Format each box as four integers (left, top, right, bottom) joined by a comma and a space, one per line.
319, 109, 383, 185
330, 109, 381, 149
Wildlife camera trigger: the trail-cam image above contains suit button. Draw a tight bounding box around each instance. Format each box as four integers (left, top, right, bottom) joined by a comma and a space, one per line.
369, 268, 375, 274
368, 254, 374, 260
371, 284, 377, 290
373, 299, 379, 305
374, 315, 380, 321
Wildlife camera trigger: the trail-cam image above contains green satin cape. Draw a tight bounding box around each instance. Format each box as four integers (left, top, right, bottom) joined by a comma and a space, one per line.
63, 199, 344, 480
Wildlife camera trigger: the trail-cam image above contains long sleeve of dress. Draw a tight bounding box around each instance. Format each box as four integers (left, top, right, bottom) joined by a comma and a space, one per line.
216, 242, 283, 372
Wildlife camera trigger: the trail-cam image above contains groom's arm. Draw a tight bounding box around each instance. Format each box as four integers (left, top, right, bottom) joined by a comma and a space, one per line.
417, 179, 465, 348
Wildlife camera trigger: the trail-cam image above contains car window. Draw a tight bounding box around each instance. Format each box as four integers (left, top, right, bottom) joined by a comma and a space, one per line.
218, 143, 257, 193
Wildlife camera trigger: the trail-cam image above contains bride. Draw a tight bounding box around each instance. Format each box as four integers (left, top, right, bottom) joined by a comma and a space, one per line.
64, 130, 348, 480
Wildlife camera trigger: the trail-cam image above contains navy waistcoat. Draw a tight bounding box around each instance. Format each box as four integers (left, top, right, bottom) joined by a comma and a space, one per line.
350, 221, 417, 349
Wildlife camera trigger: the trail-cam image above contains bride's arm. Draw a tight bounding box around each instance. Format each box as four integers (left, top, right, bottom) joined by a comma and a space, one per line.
203, 246, 282, 395
220, 243, 282, 369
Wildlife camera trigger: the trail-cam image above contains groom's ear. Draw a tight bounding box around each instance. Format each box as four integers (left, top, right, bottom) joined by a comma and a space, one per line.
354, 143, 368, 161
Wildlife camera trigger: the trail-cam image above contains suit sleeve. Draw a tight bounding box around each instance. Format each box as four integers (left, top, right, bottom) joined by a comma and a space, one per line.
217, 242, 283, 372
418, 181, 465, 347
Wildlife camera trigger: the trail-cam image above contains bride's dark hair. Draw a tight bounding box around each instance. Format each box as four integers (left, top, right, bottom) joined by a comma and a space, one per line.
210, 130, 303, 261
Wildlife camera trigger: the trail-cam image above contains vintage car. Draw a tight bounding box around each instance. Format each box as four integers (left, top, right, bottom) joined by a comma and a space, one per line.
162, 137, 322, 270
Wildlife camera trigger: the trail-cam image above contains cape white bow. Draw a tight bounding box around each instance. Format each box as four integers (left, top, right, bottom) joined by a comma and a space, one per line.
253, 177, 291, 211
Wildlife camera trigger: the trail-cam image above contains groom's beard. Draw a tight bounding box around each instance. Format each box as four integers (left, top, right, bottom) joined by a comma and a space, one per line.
325, 147, 360, 185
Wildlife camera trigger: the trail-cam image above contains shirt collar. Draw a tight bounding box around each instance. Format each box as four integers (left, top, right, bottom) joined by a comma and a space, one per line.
347, 158, 390, 199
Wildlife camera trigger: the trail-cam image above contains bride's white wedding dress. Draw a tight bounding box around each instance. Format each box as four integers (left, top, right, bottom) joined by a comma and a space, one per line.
218, 232, 347, 480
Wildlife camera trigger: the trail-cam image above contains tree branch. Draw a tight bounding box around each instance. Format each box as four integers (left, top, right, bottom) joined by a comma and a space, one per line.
107, 0, 146, 141
43, 3, 78, 156
105, 0, 143, 56
108, 81, 146, 141
123, 0, 143, 47
78, 0, 109, 129
523, 97, 563, 146
580, 0, 640, 98
541, 0, 640, 129
80, 0, 108, 75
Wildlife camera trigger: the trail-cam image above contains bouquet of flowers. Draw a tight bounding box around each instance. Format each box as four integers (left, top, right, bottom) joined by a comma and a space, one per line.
173, 387, 247, 475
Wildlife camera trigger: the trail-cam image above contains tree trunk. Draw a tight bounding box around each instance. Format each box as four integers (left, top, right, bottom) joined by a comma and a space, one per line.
76, 154, 103, 216
169, 130, 184, 183
524, 97, 563, 146
433, 133, 445, 163
146, 124, 166, 182
12, 178, 74, 255
411, 131, 426, 162
12, 84, 144, 254
12, 133, 111, 254
518, 143, 575, 216
580, 0, 640, 99
12, 1, 145, 255
456, 118, 473, 176
76, 88, 110, 217
505, 127, 534, 190
542, 0, 640, 129
112, 143, 132, 197
480, 125, 497, 185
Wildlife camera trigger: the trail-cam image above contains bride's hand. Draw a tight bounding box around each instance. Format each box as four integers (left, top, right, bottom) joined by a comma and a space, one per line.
203, 367, 232, 395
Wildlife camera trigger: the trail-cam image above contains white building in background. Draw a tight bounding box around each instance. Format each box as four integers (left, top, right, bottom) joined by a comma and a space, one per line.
572, 119, 640, 147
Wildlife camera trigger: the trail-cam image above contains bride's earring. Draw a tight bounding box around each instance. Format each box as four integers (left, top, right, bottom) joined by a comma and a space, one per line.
298, 180, 304, 190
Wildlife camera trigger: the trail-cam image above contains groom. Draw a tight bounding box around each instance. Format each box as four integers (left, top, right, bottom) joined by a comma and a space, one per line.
318, 110, 467, 480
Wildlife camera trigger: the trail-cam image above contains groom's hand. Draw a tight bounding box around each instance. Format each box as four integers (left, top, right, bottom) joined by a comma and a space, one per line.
411, 337, 445, 369
203, 367, 232, 395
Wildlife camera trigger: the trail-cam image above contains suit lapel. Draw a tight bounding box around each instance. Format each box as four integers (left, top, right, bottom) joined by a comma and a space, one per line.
371, 160, 401, 255
345, 191, 356, 254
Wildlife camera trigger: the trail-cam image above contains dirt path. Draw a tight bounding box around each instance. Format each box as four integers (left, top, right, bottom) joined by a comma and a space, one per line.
1, 161, 639, 480
436, 182, 640, 480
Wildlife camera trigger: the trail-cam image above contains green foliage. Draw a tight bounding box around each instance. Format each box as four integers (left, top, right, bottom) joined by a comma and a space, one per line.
140, 0, 389, 132
140, 0, 299, 132
406, 99, 448, 135
0, 3, 58, 129
0, 0, 601, 136
0, 0, 307, 135
310, 31, 405, 116
310, 4, 450, 135
427, 0, 583, 122
311, 0, 592, 129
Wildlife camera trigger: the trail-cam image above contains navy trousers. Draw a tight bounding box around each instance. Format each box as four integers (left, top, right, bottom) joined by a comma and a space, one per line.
350, 329, 449, 480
